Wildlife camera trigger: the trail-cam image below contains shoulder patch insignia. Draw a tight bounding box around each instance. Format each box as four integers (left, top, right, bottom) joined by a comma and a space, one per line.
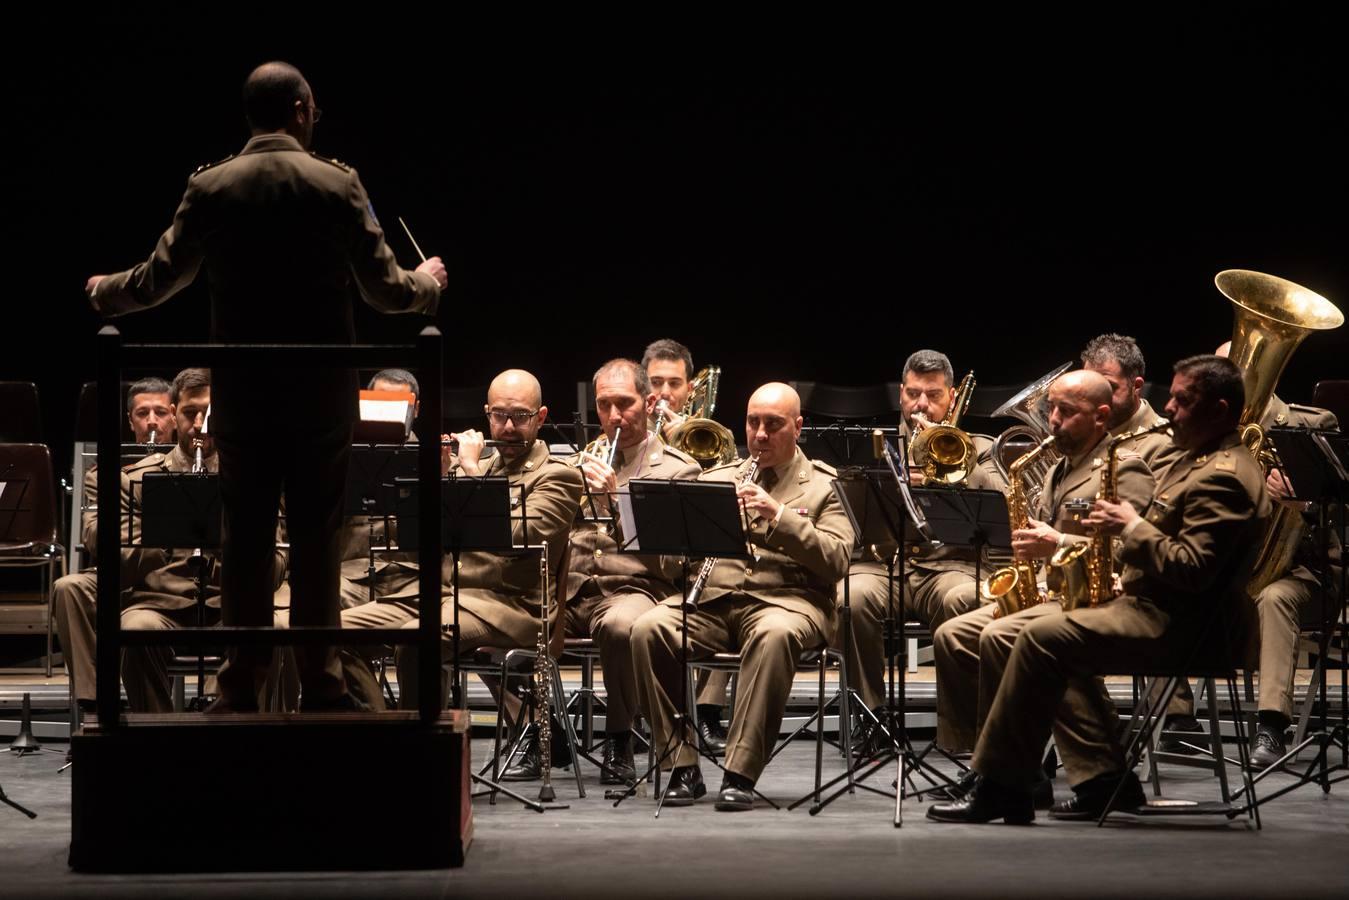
309, 152, 351, 172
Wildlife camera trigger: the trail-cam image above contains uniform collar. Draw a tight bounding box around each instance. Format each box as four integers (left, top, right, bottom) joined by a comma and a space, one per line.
491, 439, 547, 475
240, 133, 307, 155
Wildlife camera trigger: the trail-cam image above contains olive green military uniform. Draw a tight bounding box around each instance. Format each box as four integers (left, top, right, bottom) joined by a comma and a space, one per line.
341, 440, 583, 709
933, 432, 1155, 765
838, 421, 1009, 711
632, 448, 854, 782
52, 447, 286, 712
566, 437, 700, 733
972, 432, 1269, 788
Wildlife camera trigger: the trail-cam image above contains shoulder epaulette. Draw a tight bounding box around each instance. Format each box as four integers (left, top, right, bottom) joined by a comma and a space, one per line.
125, 452, 167, 473
308, 152, 351, 172
664, 445, 697, 465
191, 155, 234, 177
811, 459, 839, 477
704, 460, 740, 474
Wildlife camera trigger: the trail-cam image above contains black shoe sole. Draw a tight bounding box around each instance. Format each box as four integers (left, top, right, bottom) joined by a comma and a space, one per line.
714, 797, 753, 811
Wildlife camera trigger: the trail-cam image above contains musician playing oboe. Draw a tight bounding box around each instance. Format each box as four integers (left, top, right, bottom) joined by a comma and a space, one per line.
631, 383, 854, 810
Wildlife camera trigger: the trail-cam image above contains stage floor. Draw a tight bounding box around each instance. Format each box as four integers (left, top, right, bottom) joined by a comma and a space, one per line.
2, 722, 1347, 898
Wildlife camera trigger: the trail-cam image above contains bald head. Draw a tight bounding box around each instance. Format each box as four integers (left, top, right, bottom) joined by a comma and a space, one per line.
746, 382, 803, 468
1047, 369, 1113, 456
1054, 369, 1112, 408
488, 369, 542, 409
748, 382, 801, 419
243, 62, 310, 131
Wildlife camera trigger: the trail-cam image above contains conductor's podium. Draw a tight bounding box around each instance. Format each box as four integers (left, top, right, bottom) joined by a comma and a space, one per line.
69, 710, 471, 872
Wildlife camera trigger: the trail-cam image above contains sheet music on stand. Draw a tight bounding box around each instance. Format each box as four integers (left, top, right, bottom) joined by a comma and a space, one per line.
345, 443, 419, 517
619, 479, 749, 559
799, 424, 899, 472
394, 476, 519, 552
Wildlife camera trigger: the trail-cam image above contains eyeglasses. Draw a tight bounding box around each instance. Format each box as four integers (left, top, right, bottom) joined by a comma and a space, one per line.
486, 408, 539, 426
310, 105, 323, 124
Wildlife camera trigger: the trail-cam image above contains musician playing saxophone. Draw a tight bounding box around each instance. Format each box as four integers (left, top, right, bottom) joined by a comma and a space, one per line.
931, 371, 1154, 795
631, 383, 854, 810
930, 355, 1267, 824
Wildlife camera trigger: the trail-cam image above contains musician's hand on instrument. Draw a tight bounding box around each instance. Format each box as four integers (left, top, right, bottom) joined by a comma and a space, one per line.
1265, 468, 1307, 509
907, 466, 927, 486
737, 481, 781, 522
1084, 498, 1138, 536
1011, 518, 1060, 560
580, 457, 618, 496
661, 408, 687, 440
910, 412, 932, 433
417, 256, 449, 290
439, 433, 455, 476
454, 429, 486, 475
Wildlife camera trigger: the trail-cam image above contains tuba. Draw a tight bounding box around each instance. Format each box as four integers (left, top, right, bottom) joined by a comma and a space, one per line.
981, 435, 1057, 617
909, 370, 978, 485
1216, 270, 1342, 594
1051, 421, 1171, 611
991, 362, 1071, 511
667, 365, 737, 467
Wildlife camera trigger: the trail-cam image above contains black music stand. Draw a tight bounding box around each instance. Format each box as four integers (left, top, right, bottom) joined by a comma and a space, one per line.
1238, 427, 1349, 804
347, 444, 418, 609
140, 471, 222, 708
395, 473, 554, 811
798, 423, 899, 471
610, 478, 755, 815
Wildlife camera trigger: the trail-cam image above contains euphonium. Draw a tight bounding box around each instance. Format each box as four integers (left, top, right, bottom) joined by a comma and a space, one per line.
667, 365, 737, 467
909, 371, 978, 485
990, 363, 1071, 511
1215, 270, 1343, 595
1051, 421, 1171, 611
981, 435, 1056, 618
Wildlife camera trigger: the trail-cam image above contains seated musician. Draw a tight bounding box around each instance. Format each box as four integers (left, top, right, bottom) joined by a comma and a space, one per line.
837, 349, 1006, 754
340, 369, 583, 734
929, 355, 1269, 823
930, 370, 1155, 808
642, 337, 733, 753
631, 383, 854, 810
53, 368, 286, 714
564, 358, 700, 783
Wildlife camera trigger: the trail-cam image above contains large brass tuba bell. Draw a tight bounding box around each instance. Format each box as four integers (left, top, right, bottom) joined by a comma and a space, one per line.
667, 365, 737, 467
1216, 269, 1342, 594
990, 362, 1071, 510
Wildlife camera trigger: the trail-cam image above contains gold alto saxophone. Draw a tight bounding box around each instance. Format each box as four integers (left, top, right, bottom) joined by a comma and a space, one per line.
980, 435, 1056, 618
1051, 421, 1170, 611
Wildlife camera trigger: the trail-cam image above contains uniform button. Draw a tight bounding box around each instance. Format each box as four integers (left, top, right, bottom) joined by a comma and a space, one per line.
594, 549, 603, 559
744, 567, 753, 576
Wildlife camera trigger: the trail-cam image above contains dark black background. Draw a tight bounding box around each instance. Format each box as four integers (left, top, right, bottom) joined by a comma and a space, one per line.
5, 10, 1346, 472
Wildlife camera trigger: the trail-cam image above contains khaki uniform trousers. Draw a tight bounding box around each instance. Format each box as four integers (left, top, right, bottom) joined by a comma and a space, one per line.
971, 605, 1188, 789
340, 598, 536, 712
840, 567, 980, 711
631, 593, 825, 783
52, 571, 221, 714
566, 587, 657, 733
933, 600, 1118, 787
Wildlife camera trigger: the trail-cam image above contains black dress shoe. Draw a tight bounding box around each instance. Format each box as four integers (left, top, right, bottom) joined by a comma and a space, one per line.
1032, 778, 1054, 811
501, 721, 573, 781
661, 765, 706, 806
927, 777, 1034, 824
1247, 724, 1288, 771
944, 769, 979, 800
300, 692, 370, 713
714, 772, 755, 811
697, 706, 728, 755
1049, 771, 1145, 820
1158, 714, 1205, 755
600, 732, 636, 785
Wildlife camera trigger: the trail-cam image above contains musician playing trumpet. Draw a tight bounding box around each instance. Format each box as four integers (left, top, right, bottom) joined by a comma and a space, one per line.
930, 370, 1154, 808
559, 359, 701, 784
631, 383, 854, 810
